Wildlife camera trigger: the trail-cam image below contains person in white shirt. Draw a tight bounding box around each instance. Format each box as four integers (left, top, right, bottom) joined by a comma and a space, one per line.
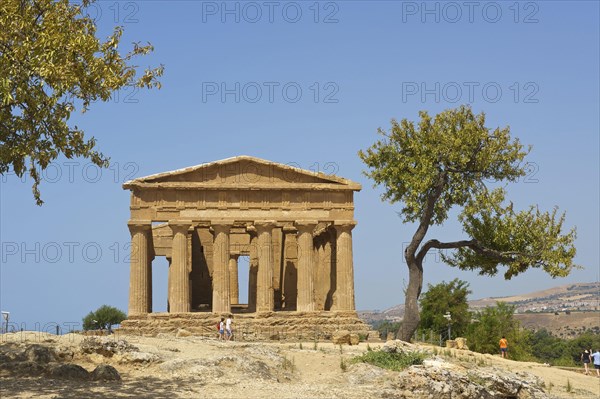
590, 349, 600, 377
225, 315, 233, 341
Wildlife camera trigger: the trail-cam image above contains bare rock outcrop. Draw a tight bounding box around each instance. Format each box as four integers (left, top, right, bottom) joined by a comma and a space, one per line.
48, 363, 90, 380
80, 337, 137, 357
381, 339, 420, 354
91, 364, 122, 381
389, 360, 548, 399
24, 345, 57, 363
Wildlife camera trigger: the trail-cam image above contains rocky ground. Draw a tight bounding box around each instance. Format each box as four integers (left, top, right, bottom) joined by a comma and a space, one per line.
1, 331, 599, 398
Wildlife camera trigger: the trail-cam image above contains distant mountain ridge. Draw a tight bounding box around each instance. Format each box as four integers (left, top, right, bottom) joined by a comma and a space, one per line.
358, 282, 600, 324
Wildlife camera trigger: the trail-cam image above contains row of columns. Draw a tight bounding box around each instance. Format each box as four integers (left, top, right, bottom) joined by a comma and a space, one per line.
128, 219, 355, 316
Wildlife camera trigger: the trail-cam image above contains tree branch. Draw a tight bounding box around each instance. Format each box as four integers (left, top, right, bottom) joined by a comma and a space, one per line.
405, 171, 447, 263
416, 239, 476, 264
416, 237, 530, 266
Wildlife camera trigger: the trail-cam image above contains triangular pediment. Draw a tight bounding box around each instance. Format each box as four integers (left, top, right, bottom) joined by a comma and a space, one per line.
123, 156, 360, 190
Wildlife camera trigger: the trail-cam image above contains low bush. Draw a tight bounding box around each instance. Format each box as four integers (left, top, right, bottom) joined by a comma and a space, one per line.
351, 350, 426, 371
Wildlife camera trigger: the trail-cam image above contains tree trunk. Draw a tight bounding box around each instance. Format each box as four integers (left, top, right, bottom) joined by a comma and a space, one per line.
398, 257, 423, 342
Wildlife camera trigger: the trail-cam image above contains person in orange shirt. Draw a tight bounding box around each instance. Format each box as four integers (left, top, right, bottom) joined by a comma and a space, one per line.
499, 336, 508, 358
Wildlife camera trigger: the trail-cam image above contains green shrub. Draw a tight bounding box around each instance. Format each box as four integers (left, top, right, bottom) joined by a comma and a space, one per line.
351, 350, 426, 372
340, 357, 347, 372
82, 305, 126, 331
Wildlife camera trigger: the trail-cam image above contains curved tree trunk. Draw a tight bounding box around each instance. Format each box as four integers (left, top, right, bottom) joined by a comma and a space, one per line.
396, 171, 447, 342
398, 257, 423, 341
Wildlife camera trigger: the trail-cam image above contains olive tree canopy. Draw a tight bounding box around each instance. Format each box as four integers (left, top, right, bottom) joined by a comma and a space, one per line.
0, 0, 163, 204
359, 105, 577, 341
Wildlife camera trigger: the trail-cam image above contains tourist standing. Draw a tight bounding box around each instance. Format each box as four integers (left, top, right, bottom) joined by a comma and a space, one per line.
218, 317, 225, 340
225, 315, 233, 341
581, 349, 591, 375
590, 349, 600, 377
499, 336, 508, 358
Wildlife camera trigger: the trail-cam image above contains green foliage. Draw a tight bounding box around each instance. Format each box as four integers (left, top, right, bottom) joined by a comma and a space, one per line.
351, 350, 426, 372
465, 302, 531, 360
358, 105, 578, 341
340, 357, 347, 372
529, 329, 600, 366
0, 0, 163, 205
82, 305, 126, 331
419, 279, 472, 338
359, 106, 529, 225
449, 189, 578, 279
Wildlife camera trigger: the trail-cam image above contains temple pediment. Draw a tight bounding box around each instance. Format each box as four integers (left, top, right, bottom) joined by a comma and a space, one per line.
123, 156, 361, 190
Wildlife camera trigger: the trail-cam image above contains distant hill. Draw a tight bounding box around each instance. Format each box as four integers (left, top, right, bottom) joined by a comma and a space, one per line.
358, 282, 600, 333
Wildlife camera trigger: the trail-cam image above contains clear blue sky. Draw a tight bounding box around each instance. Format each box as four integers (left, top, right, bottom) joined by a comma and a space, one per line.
1, 1, 598, 331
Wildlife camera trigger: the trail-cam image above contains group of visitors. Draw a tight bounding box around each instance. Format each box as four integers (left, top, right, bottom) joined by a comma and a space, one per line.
217, 315, 234, 341
499, 337, 600, 377
581, 349, 600, 376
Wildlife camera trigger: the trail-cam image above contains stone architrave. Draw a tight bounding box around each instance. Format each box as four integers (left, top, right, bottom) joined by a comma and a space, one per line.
334, 221, 356, 311
212, 222, 232, 314
169, 221, 192, 313
128, 221, 153, 315
255, 221, 275, 312
229, 254, 239, 305
296, 220, 317, 312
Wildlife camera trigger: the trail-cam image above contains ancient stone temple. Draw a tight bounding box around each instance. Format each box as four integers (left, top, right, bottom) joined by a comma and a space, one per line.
119, 156, 374, 340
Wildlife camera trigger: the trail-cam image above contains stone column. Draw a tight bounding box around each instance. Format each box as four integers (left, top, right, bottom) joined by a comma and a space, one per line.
229, 254, 239, 305
166, 257, 172, 312
296, 220, 317, 312
169, 220, 192, 313
212, 222, 231, 314
248, 228, 258, 312
334, 221, 356, 311
127, 221, 153, 316
255, 221, 275, 312
281, 225, 298, 310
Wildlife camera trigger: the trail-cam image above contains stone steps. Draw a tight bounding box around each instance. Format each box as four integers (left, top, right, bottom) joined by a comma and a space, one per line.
118, 311, 380, 341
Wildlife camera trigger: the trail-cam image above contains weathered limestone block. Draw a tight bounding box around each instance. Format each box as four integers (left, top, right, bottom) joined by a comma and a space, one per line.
349, 333, 360, 345
445, 340, 457, 349
455, 337, 468, 350
332, 330, 351, 345
382, 339, 417, 354
176, 328, 192, 337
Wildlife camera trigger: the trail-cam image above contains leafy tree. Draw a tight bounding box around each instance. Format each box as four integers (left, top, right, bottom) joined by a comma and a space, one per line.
82, 305, 126, 331
466, 302, 533, 360
1, 0, 163, 205
358, 105, 578, 341
529, 329, 564, 363
419, 278, 471, 338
